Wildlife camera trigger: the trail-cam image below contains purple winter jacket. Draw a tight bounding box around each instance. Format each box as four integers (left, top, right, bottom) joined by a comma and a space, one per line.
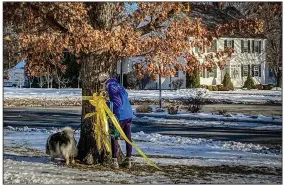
106, 78, 133, 121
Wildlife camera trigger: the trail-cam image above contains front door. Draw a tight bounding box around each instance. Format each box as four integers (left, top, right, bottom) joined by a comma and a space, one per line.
230, 64, 243, 87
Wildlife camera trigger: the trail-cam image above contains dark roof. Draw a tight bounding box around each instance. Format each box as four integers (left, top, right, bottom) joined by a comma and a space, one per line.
189, 5, 266, 39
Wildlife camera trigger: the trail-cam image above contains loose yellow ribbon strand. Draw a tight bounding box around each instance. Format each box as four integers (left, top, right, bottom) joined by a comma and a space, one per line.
83, 93, 161, 170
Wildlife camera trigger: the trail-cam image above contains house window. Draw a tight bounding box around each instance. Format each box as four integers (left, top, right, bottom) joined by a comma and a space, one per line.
208, 68, 217, 78
253, 40, 262, 53
224, 39, 234, 49
253, 40, 259, 53
243, 65, 249, 77
243, 40, 248, 52
201, 68, 217, 78
253, 65, 259, 77
208, 40, 217, 53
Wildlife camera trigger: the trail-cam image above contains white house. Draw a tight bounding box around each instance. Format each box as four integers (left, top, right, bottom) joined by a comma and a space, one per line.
4, 60, 28, 87
117, 5, 275, 89
192, 37, 270, 88
118, 37, 273, 90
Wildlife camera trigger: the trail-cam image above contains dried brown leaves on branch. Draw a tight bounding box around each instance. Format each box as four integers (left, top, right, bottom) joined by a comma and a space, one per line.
3, 2, 264, 79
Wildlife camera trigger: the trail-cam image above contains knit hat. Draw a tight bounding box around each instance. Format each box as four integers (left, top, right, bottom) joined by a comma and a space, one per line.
98, 73, 109, 83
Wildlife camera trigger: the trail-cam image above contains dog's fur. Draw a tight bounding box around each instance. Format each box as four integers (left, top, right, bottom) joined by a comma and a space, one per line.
46, 127, 78, 165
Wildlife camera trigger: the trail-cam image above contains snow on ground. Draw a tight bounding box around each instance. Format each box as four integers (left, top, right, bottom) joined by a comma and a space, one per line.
131, 88, 282, 103
3, 87, 282, 183
4, 126, 282, 184
4, 152, 170, 184
4, 151, 281, 184
135, 111, 282, 126
4, 87, 282, 103
135, 116, 282, 131
4, 126, 282, 168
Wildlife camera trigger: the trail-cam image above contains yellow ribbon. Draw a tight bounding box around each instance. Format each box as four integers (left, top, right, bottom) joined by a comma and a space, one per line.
84, 93, 111, 154
83, 92, 161, 170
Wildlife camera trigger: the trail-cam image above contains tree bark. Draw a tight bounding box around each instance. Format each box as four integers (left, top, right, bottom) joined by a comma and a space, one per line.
78, 52, 124, 165
77, 2, 125, 165
78, 53, 104, 164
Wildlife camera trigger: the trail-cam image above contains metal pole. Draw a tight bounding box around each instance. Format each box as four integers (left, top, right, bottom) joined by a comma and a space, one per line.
120, 60, 123, 86
170, 76, 172, 89
159, 72, 162, 108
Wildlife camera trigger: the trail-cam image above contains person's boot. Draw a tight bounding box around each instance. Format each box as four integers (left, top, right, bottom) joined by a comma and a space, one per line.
112, 158, 119, 169
124, 157, 132, 169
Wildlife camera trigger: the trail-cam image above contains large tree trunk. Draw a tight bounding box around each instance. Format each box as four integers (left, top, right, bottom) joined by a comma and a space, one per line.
77, 2, 124, 166
78, 53, 108, 164
78, 52, 124, 165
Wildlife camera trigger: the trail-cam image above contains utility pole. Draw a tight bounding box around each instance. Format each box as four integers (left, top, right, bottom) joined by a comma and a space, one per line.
120, 60, 123, 87
159, 64, 162, 108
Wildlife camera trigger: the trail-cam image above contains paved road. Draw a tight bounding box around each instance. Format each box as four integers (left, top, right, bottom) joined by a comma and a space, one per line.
3, 107, 282, 147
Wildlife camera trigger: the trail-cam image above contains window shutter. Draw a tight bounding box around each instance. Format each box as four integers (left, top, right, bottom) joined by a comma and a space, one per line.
224, 40, 227, 49
232, 40, 234, 49
207, 69, 209, 78
203, 68, 206, 78
241, 40, 244, 53
259, 65, 261, 77
241, 64, 244, 77
251, 64, 254, 77
259, 41, 262, 53
214, 40, 217, 52
252, 40, 255, 53
248, 64, 251, 76
214, 68, 217, 78
248, 40, 250, 53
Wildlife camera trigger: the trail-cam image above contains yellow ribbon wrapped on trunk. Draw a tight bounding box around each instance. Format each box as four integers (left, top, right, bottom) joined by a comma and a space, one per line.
83, 92, 161, 170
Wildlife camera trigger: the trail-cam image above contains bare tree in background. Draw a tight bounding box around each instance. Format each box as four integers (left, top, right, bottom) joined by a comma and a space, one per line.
77, 70, 82, 89
38, 75, 46, 88
54, 67, 65, 89
45, 66, 54, 88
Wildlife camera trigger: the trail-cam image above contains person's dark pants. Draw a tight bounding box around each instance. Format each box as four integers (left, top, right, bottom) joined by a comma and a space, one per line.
111, 118, 132, 158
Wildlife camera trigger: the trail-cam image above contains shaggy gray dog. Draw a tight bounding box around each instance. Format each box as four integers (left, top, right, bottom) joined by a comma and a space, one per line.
46, 127, 78, 165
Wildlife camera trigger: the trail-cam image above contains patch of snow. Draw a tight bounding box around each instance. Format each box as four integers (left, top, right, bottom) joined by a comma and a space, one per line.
4, 156, 169, 184
136, 111, 282, 125
4, 127, 282, 169
134, 116, 282, 131
132, 131, 271, 153
4, 153, 281, 184
271, 87, 281, 91
4, 87, 282, 104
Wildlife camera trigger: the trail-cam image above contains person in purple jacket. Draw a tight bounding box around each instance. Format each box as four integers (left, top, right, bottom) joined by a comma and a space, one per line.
99, 73, 133, 169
